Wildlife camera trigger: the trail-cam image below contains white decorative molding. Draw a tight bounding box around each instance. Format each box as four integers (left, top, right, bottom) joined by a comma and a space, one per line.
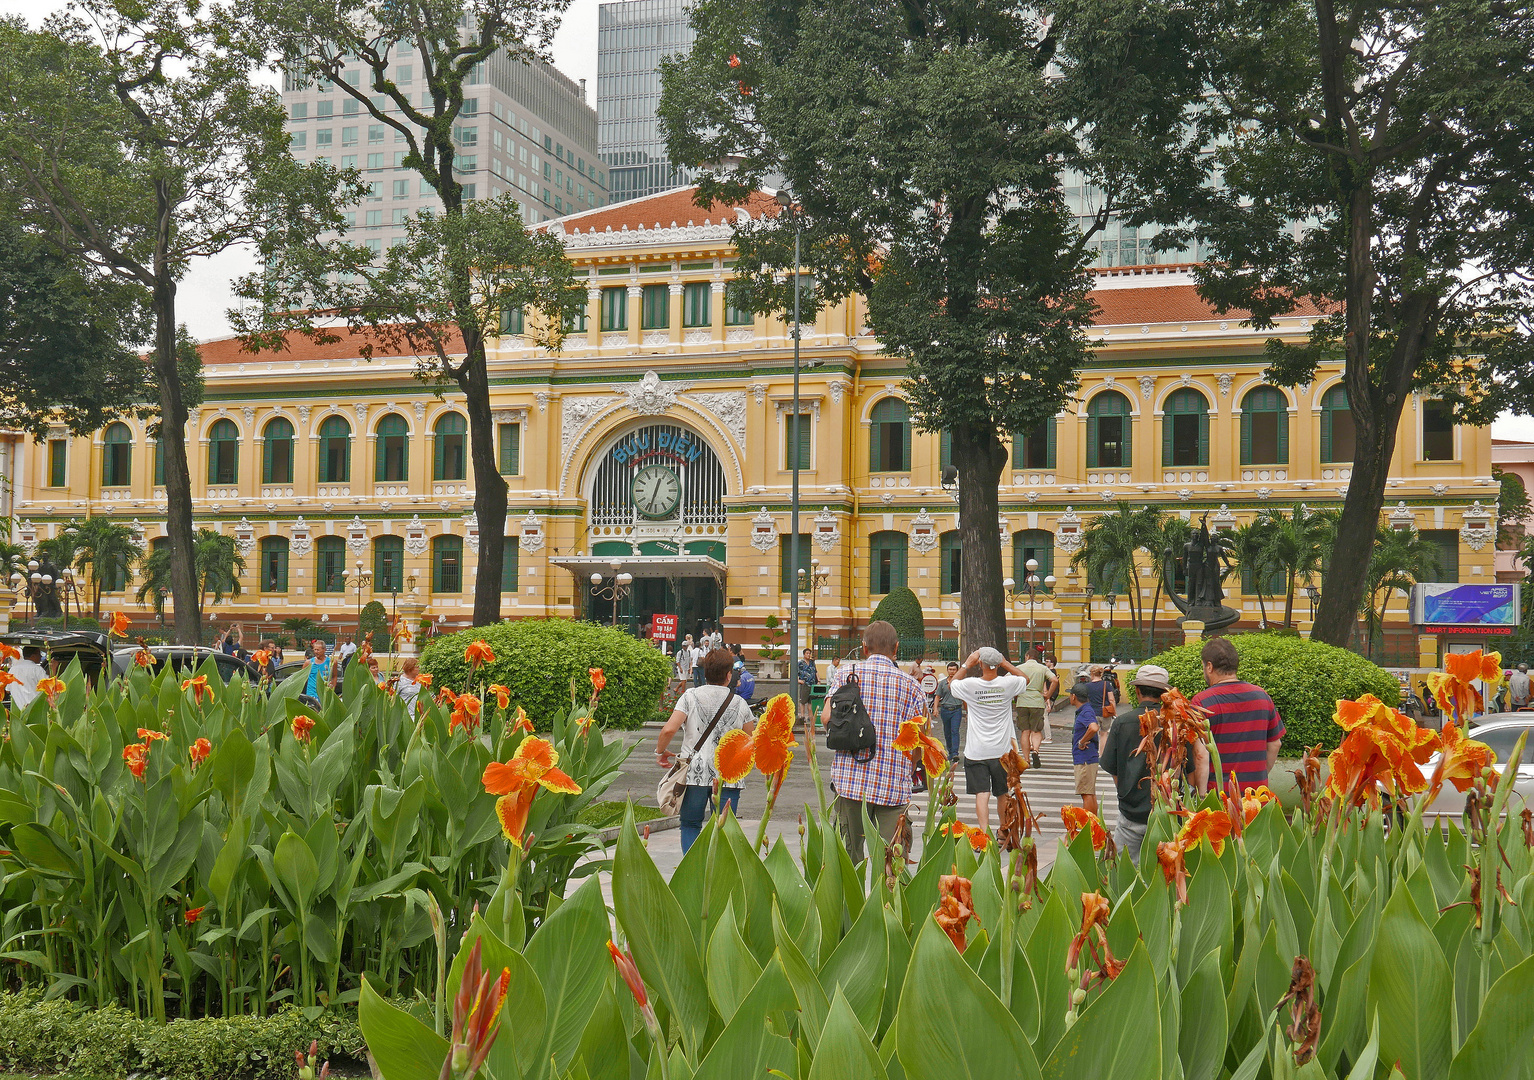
1430, 483, 1449, 497
1211, 504, 1238, 531
17, 519, 37, 554
751, 383, 766, 405
233, 518, 256, 555
297, 406, 310, 424
1056, 507, 1084, 554
829, 380, 848, 404
998, 514, 1012, 542
412, 401, 426, 421
1460, 501, 1496, 551
242, 407, 255, 425
552, 219, 740, 250
617, 370, 687, 415
518, 510, 545, 553
1026, 490, 1041, 503
404, 515, 428, 555
725, 328, 754, 344
684, 329, 710, 344
560, 394, 620, 462
290, 516, 312, 557
1218, 374, 1233, 397
1179, 373, 1192, 387
491, 408, 529, 424
1256, 487, 1273, 499
1138, 375, 1155, 399
750, 507, 778, 553
1177, 488, 1193, 501
1099, 490, 1117, 502
345, 516, 368, 553
910, 508, 938, 554
813, 506, 840, 552
688, 391, 749, 447
1389, 501, 1417, 530
535, 392, 549, 414
463, 515, 480, 554
355, 403, 369, 423
1102, 376, 1116, 388
641, 330, 669, 346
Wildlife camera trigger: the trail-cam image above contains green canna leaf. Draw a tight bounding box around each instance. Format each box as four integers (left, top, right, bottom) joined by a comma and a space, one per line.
359, 973, 448, 1080
523, 875, 612, 1080
1447, 953, 1534, 1080
1368, 885, 1453, 1080
773, 898, 830, 1046
706, 898, 762, 1024
1041, 941, 1160, 1080
272, 829, 318, 914
1178, 948, 1227, 1080
809, 988, 887, 1080
818, 879, 887, 1034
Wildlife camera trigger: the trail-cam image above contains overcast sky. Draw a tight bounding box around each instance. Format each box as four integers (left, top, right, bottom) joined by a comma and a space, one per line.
4, 0, 1530, 441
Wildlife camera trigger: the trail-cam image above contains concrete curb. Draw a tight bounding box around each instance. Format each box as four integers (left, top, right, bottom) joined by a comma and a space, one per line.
596, 814, 680, 843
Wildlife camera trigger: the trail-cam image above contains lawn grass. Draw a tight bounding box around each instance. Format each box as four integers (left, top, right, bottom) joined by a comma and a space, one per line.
578, 799, 666, 830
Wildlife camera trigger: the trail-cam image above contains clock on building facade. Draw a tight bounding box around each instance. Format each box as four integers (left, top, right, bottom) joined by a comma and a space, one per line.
630, 462, 682, 519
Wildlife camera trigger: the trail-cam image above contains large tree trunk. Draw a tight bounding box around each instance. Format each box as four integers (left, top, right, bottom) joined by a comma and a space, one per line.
459, 334, 509, 628
952, 423, 1009, 658
150, 257, 202, 644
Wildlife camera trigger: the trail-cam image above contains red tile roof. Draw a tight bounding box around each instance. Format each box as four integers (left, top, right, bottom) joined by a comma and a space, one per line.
1089, 281, 1327, 325
196, 325, 465, 366
541, 185, 780, 235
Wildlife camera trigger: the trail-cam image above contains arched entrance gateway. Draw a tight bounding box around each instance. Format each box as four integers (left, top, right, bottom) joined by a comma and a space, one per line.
555, 421, 729, 639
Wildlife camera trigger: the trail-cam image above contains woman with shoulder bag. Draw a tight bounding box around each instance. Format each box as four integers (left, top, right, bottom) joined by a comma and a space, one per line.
655, 647, 756, 852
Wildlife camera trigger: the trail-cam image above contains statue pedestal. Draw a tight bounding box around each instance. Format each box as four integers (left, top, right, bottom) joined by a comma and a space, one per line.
1052, 575, 1094, 669
395, 595, 426, 657
0, 595, 13, 635
1181, 620, 1205, 646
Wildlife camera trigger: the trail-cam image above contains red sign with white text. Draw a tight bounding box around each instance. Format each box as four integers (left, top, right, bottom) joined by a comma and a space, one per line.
651, 614, 678, 641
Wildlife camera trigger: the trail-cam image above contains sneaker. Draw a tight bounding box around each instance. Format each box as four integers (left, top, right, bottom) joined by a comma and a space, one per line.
1030, 752, 1042, 769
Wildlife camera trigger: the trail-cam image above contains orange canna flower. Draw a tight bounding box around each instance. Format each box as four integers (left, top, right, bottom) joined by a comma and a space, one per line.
1241, 784, 1276, 825
450, 694, 484, 736
251, 649, 271, 669
0, 671, 19, 690
137, 728, 169, 742
1429, 721, 1498, 800
465, 640, 496, 668
37, 677, 66, 708
935, 874, 976, 951
189, 738, 212, 767
134, 648, 154, 668
894, 716, 949, 775
109, 612, 130, 637
0, 642, 18, 661
415, 672, 433, 688
1176, 808, 1233, 856
728, 53, 741, 67
607, 940, 650, 1011
509, 705, 534, 734
488, 684, 511, 710
589, 667, 606, 698
483, 736, 583, 848
1426, 650, 1504, 728
1061, 805, 1108, 851
291, 713, 315, 743
448, 938, 512, 1080
1325, 695, 1441, 805
714, 728, 755, 783
713, 694, 799, 782
1157, 841, 1189, 904
185, 905, 205, 925
437, 686, 460, 707
123, 742, 150, 780
180, 675, 214, 704
1068, 892, 1112, 965
392, 616, 414, 644
945, 821, 990, 851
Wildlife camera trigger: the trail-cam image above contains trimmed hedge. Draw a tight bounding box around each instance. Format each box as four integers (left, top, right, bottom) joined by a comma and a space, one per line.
419, 618, 672, 730
871, 586, 925, 641
0, 992, 362, 1080
1146, 631, 1401, 754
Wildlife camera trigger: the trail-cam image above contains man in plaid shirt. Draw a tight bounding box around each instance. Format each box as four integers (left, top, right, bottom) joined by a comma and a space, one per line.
821, 621, 928, 860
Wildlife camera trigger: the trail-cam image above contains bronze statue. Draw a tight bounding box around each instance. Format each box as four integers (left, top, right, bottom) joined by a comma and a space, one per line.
1162, 515, 1239, 631
32, 556, 63, 621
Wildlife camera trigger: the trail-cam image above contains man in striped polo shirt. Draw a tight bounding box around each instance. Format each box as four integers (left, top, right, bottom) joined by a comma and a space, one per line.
1192, 637, 1284, 791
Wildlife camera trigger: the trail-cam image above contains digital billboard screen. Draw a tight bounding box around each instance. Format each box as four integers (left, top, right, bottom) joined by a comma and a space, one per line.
1410, 584, 1520, 629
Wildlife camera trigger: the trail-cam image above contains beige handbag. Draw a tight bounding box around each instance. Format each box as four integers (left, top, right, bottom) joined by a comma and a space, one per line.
657, 678, 738, 815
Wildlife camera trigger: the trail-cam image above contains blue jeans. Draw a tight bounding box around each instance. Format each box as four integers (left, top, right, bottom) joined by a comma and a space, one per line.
939, 707, 963, 762
678, 784, 741, 852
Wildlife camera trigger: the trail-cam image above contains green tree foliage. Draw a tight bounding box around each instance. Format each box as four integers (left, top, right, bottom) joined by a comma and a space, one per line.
1149, 0, 1534, 648
0, 218, 154, 440
136, 528, 246, 619
244, 0, 585, 630
68, 516, 145, 619
1148, 632, 1400, 751
658, 0, 1204, 654
1496, 465, 1530, 548
1253, 506, 1335, 630
359, 599, 389, 650
419, 619, 672, 730
1070, 506, 1163, 632
1361, 524, 1439, 661
0, 6, 353, 644
870, 586, 926, 643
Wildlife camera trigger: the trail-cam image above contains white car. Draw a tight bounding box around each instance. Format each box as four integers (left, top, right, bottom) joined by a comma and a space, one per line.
1420, 716, 1534, 819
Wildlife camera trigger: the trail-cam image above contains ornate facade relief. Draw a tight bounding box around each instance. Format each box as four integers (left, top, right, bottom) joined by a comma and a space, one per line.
346, 516, 368, 554
404, 515, 429, 555
688, 392, 749, 447
813, 506, 841, 552
750, 507, 778, 553
233, 518, 256, 555
1460, 501, 1496, 551
1056, 508, 1084, 554
909, 509, 938, 554
518, 511, 545, 553
617, 370, 687, 415
290, 516, 313, 557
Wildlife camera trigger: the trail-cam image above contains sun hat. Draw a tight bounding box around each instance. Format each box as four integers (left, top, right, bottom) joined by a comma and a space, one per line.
976, 646, 1006, 668
1133, 664, 1172, 691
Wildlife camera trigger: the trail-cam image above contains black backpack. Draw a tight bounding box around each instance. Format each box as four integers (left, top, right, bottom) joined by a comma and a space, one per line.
826, 669, 878, 755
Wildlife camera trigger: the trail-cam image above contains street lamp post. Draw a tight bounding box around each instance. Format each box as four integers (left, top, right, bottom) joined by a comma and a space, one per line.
795, 559, 831, 657
776, 189, 805, 722
1304, 584, 1320, 623
347, 559, 374, 644
1003, 558, 1056, 655
590, 561, 634, 629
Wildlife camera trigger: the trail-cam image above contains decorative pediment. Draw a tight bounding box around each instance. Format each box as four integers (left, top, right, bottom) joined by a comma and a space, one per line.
910, 509, 938, 554
750, 507, 778, 553
813, 507, 841, 552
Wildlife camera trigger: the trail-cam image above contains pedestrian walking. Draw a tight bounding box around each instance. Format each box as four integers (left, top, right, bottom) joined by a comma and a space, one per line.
656, 648, 755, 853
821, 621, 928, 861
1069, 682, 1101, 815
1193, 637, 1285, 790
949, 647, 1029, 832
1511, 663, 1531, 710
935, 661, 963, 763
1014, 645, 1058, 770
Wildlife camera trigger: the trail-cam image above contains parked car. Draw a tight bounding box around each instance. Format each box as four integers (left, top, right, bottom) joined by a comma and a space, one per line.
1420, 715, 1534, 820
0, 630, 261, 689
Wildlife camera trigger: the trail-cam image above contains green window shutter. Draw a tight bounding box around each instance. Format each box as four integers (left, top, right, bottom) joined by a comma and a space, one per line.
153, 440, 163, 486
1121, 415, 1132, 468
1161, 411, 1173, 467
1198, 412, 1209, 467
375, 432, 388, 480
432, 434, 444, 480
1240, 412, 1252, 465
1277, 408, 1289, 464
1045, 419, 1056, 468
892, 540, 908, 589
501, 536, 519, 591
1086, 416, 1099, 468
787, 414, 810, 470
941, 429, 952, 470
1320, 409, 1332, 463
1011, 432, 1023, 469
499, 423, 520, 474
870, 420, 882, 471
263, 436, 273, 482
900, 420, 911, 471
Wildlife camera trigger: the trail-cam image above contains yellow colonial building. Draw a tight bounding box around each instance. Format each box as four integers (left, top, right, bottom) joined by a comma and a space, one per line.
7, 187, 1501, 662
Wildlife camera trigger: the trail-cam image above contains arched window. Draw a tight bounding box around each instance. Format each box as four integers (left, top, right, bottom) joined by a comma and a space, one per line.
869, 398, 910, 472
432, 534, 463, 593
263, 417, 294, 484
315, 536, 347, 592
1241, 387, 1289, 465
869, 530, 908, 594
1162, 388, 1209, 468
102, 423, 132, 487
375, 413, 409, 482
940, 531, 961, 594
1422, 399, 1455, 461
260, 536, 289, 592
318, 416, 351, 483
1320, 386, 1354, 463
433, 412, 467, 481
1087, 391, 1132, 468
207, 419, 239, 485
373, 535, 405, 591
1013, 530, 1054, 585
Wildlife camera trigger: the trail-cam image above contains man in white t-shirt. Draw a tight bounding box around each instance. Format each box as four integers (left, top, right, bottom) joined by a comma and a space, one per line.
7, 646, 47, 710
949, 646, 1028, 831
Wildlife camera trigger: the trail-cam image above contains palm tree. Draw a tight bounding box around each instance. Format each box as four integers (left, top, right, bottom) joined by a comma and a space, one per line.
137, 528, 246, 620
1146, 515, 1194, 652
1255, 506, 1333, 629
1361, 524, 1439, 659
69, 516, 144, 619
1072, 505, 1162, 633
36, 523, 84, 575
1228, 521, 1275, 627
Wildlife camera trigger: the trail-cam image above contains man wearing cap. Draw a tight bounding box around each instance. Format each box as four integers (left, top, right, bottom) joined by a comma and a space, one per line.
950, 647, 1029, 832
1013, 644, 1057, 770
1101, 665, 1210, 862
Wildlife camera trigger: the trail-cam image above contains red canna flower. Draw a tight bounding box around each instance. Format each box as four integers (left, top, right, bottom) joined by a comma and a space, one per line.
189, 738, 212, 768
607, 940, 650, 1011
415, 672, 433, 688
447, 939, 510, 1080
450, 694, 484, 736
180, 674, 213, 704
1241, 784, 1276, 825
251, 649, 271, 669
589, 667, 606, 694
1066, 891, 1112, 971
108, 612, 130, 637
37, 677, 66, 708
185, 905, 205, 924
935, 874, 977, 951
465, 640, 496, 668
134, 648, 154, 668
291, 713, 315, 743
0, 671, 18, 691
123, 742, 150, 780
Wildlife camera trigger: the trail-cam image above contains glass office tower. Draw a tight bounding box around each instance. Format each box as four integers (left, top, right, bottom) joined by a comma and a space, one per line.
597, 0, 697, 203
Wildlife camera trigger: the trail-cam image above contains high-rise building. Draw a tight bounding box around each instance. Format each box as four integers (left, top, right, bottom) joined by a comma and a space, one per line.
281, 49, 606, 236
597, 0, 696, 203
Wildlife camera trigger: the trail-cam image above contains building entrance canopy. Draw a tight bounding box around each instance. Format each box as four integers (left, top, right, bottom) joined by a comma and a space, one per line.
551, 554, 727, 588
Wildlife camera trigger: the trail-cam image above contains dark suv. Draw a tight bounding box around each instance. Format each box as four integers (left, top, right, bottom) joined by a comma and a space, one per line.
0, 630, 260, 686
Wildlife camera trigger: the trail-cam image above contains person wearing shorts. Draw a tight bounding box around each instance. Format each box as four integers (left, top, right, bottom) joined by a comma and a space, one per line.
1013, 646, 1057, 770
1070, 682, 1101, 814
949, 647, 1028, 832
